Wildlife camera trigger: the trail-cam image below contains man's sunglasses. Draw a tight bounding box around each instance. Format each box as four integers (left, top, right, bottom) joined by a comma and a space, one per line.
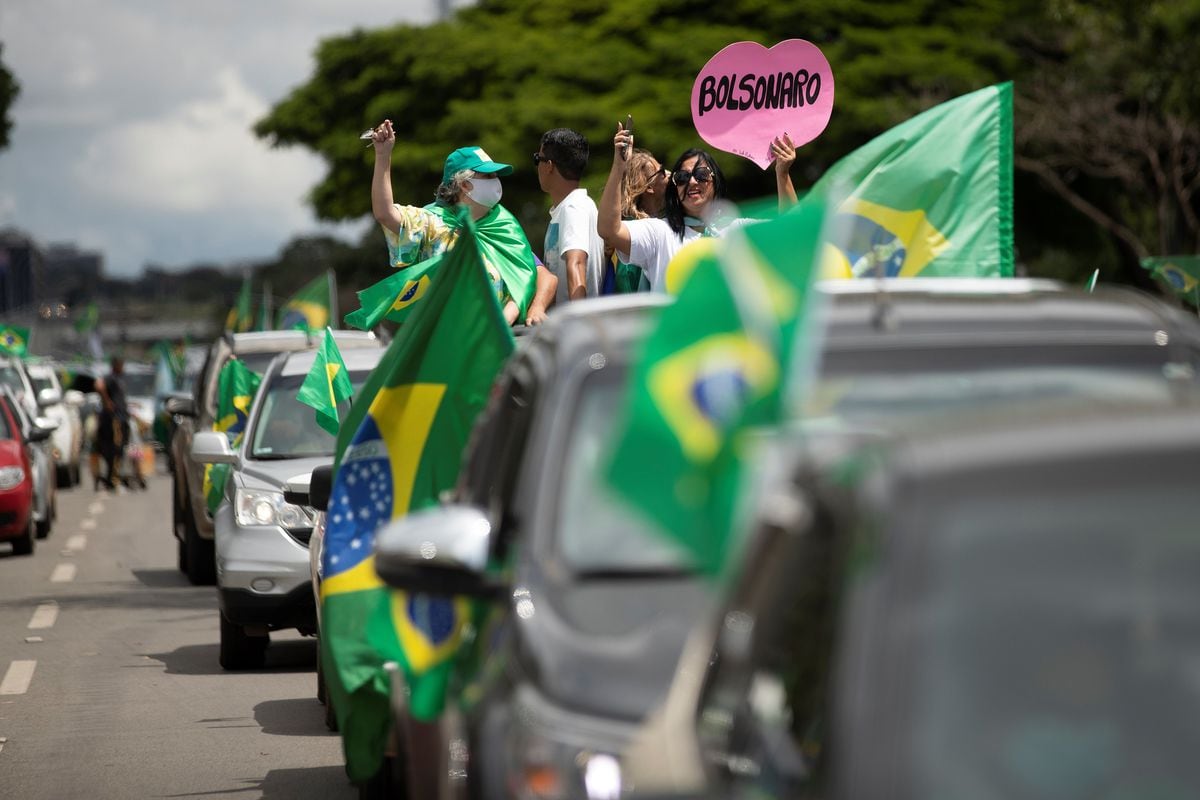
532, 153, 551, 166
671, 166, 714, 186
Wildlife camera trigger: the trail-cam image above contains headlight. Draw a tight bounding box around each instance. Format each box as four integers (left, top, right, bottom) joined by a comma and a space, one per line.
234, 488, 315, 530
0, 466, 25, 490
508, 686, 631, 800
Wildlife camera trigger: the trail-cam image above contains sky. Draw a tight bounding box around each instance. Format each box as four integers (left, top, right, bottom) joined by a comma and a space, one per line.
0, 0, 463, 277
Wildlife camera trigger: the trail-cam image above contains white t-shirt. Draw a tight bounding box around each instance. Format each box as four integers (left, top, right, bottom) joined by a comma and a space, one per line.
545, 188, 606, 304
622, 216, 757, 292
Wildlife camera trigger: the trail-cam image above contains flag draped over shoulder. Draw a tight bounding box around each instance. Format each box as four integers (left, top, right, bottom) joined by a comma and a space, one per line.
813, 82, 1014, 279
0, 325, 30, 357
203, 359, 261, 515
297, 328, 352, 436
278, 273, 332, 332
226, 278, 254, 333
605, 202, 827, 575
321, 209, 516, 781
1142, 256, 1200, 305
345, 203, 537, 330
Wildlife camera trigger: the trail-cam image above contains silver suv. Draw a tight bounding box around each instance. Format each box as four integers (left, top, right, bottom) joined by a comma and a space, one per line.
168, 329, 379, 585
191, 344, 383, 669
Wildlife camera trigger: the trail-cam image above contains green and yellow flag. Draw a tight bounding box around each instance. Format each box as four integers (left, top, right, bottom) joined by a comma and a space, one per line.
1142, 256, 1200, 306
203, 359, 262, 514
0, 325, 30, 357
346, 203, 537, 330
73, 303, 99, 334
813, 82, 1014, 279
277, 273, 332, 332
320, 210, 515, 781
225, 278, 254, 333
605, 201, 827, 575
297, 328, 352, 436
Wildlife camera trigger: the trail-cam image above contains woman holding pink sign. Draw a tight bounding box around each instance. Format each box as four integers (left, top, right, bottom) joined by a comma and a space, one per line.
597, 123, 798, 293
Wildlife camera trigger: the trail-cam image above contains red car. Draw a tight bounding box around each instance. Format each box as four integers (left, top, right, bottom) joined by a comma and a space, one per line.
0, 391, 36, 556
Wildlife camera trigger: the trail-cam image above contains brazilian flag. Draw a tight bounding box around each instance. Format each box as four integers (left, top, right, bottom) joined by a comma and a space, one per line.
344, 202, 537, 331
73, 303, 99, 334
1142, 256, 1200, 306
811, 82, 1014, 279
225, 278, 254, 333
605, 201, 827, 575
277, 273, 331, 332
202, 359, 261, 515
321, 209, 515, 781
297, 328, 352, 436
0, 325, 30, 357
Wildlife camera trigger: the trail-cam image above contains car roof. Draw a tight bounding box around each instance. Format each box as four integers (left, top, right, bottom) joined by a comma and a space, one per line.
273, 344, 386, 378
519, 294, 672, 372
820, 281, 1198, 348
225, 329, 379, 355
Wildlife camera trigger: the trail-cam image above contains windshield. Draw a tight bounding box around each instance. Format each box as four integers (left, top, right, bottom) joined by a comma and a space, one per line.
121, 371, 157, 397
249, 371, 370, 459
556, 366, 690, 573
891, 476, 1200, 798
0, 365, 26, 397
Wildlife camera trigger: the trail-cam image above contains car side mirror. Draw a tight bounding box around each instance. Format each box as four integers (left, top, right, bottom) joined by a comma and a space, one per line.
164, 391, 196, 417
374, 505, 501, 599
283, 471, 312, 507
308, 464, 334, 512
64, 389, 85, 408
190, 430, 237, 464
34, 416, 59, 433
37, 388, 62, 408
27, 422, 54, 443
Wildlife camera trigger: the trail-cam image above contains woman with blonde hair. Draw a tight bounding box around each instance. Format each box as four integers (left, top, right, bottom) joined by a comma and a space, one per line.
606, 148, 671, 293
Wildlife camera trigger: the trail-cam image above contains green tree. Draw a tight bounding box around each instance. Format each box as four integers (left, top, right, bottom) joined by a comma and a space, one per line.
0, 44, 19, 150
1014, 0, 1200, 286
256, 0, 1031, 256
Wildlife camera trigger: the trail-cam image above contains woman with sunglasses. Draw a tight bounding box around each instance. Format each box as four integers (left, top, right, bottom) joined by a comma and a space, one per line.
598, 124, 798, 292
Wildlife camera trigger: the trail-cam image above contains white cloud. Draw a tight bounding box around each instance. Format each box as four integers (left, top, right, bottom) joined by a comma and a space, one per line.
75, 67, 320, 222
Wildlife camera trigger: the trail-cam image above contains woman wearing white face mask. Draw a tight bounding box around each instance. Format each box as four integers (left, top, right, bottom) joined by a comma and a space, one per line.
369, 119, 557, 325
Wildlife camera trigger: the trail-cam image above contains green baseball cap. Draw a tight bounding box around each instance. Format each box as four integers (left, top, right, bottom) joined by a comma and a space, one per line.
441, 146, 513, 183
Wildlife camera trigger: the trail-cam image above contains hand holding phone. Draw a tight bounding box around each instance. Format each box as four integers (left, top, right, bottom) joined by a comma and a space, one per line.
622, 115, 633, 159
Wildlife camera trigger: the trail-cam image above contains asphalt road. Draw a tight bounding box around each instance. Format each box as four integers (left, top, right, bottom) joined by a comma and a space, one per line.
0, 467, 354, 799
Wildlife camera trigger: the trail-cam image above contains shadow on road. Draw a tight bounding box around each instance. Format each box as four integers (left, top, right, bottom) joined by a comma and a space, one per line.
259, 765, 355, 799
146, 637, 318, 676
254, 696, 333, 737
132, 567, 193, 588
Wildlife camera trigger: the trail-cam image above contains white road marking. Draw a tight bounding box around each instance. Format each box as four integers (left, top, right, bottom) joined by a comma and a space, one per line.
79, 519, 96, 531
49, 564, 77, 583
27, 603, 58, 630
0, 661, 36, 695
64, 535, 87, 552
88, 502, 105, 514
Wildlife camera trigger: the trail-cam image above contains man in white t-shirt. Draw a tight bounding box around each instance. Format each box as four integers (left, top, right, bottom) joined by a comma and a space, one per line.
536, 128, 606, 305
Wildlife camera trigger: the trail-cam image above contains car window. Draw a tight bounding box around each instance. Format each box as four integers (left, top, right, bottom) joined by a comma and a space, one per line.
812, 453, 1198, 800
554, 366, 690, 573
30, 376, 53, 395
0, 400, 14, 439
0, 365, 27, 397
248, 370, 370, 459
121, 371, 157, 396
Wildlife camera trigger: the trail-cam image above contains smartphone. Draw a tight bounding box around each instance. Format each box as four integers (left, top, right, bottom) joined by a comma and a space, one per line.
623, 115, 633, 158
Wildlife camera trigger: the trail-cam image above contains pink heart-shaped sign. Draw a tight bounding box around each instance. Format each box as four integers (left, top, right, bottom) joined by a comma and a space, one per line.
690, 39, 835, 169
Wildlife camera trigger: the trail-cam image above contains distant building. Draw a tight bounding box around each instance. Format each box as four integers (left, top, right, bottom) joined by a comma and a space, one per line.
43, 243, 104, 305
0, 231, 42, 314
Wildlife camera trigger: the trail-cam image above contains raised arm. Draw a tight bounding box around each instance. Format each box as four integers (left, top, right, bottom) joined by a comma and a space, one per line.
370, 119, 405, 233
772, 133, 798, 214
597, 121, 633, 258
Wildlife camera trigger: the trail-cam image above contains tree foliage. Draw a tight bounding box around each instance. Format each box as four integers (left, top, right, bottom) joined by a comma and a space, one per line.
1014, 0, 1200, 287
0, 44, 19, 151
256, 0, 1197, 288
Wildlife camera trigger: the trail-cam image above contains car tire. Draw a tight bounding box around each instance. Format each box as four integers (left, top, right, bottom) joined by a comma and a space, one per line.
35, 508, 51, 540
181, 497, 216, 585
358, 756, 403, 800
11, 517, 34, 556
218, 612, 268, 670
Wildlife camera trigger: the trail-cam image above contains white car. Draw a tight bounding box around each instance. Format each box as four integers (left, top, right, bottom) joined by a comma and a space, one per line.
26, 363, 85, 487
